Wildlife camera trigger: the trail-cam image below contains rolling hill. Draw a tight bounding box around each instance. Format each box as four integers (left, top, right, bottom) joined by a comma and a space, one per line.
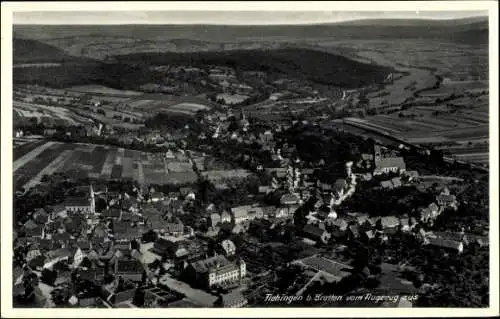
13, 38, 80, 64
114, 48, 395, 88
13, 48, 393, 89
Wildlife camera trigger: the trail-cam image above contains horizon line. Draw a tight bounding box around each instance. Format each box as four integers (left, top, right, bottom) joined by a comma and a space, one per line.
13, 15, 489, 26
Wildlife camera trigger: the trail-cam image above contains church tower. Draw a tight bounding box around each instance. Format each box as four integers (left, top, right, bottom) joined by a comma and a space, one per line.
89, 184, 95, 215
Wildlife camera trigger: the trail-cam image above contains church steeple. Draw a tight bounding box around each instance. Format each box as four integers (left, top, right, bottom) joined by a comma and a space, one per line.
89, 184, 95, 215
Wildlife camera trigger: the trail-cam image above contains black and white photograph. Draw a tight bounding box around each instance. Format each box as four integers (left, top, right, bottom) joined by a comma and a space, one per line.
1, 1, 498, 317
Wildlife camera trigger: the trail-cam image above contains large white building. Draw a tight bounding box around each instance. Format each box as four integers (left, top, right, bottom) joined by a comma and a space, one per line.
188, 255, 246, 288
231, 205, 263, 224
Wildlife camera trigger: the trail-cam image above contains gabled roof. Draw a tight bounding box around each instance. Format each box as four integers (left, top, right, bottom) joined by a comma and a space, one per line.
262, 206, 277, 216
190, 255, 231, 274
280, 193, 300, 204
222, 290, 246, 306
231, 205, 252, 218
334, 179, 347, 191
436, 194, 457, 204
380, 180, 393, 189
46, 248, 73, 260
405, 170, 419, 178
64, 197, 90, 207
25, 224, 44, 236
331, 218, 348, 229
391, 177, 402, 188
116, 258, 144, 273
24, 219, 38, 230
102, 208, 121, 218
349, 225, 360, 237
221, 239, 236, 254
52, 231, 72, 243
33, 209, 49, 224
303, 224, 327, 238
380, 216, 400, 228
427, 237, 462, 251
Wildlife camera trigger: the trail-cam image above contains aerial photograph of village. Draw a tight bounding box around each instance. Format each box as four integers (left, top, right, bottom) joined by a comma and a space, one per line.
6, 5, 495, 311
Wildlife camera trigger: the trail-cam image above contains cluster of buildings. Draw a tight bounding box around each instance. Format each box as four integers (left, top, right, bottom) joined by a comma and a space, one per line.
14, 97, 486, 309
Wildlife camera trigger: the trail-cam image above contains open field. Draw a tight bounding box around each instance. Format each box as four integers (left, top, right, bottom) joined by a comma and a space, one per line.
67, 85, 143, 96
201, 169, 252, 182
13, 101, 93, 127
13, 142, 200, 190
321, 39, 487, 80
216, 93, 249, 105
14, 142, 74, 188
13, 85, 148, 129
14, 62, 63, 68
13, 139, 46, 160
343, 97, 489, 166
366, 68, 436, 109
13, 141, 59, 172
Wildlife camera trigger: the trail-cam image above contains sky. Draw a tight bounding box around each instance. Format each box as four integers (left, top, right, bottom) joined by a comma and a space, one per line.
13, 10, 488, 25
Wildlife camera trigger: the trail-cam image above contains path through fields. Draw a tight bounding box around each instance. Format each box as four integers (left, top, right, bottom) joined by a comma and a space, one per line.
23, 150, 72, 190
13, 141, 57, 172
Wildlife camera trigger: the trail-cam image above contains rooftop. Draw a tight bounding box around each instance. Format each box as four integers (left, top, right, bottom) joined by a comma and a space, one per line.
222, 290, 247, 306
376, 157, 406, 170
65, 197, 91, 207
190, 255, 232, 274
116, 258, 144, 273
220, 240, 236, 253
303, 224, 327, 237
427, 237, 462, 250
296, 256, 353, 280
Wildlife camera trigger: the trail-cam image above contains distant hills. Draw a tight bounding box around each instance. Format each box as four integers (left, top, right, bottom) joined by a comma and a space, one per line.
14, 17, 488, 44
13, 38, 72, 64
12, 17, 488, 90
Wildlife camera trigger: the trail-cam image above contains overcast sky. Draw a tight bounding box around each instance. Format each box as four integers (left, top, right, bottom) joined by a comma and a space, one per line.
13, 10, 488, 25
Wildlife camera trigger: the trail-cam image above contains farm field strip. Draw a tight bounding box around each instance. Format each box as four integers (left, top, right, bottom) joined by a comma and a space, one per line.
456, 114, 489, 124
444, 115, 488, 127
23, 150, 73, 190
13, 139, 47, 161
438, 144, 489, 153
402, 120, 446, 131
452, 154, 489, 165
128, 99, 155, 108
67, 85, 143, 97
115, 148, 124, 165
407, 116, 465, 129
14, 101, 81, 123
14, 143, 70, 188
121, 157, 135, 179
404, 136, 450, 144
459, 112, 489, 123
453, 152, 489, 159
100, 149, 117, 179
437, 124, 489, 135
14, 140, 205, 187
343, 118, 401, 135
372, 116, 445, 132
137, 161, 145, 185
13, 141, 58, 172
110, 164, 123, 179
